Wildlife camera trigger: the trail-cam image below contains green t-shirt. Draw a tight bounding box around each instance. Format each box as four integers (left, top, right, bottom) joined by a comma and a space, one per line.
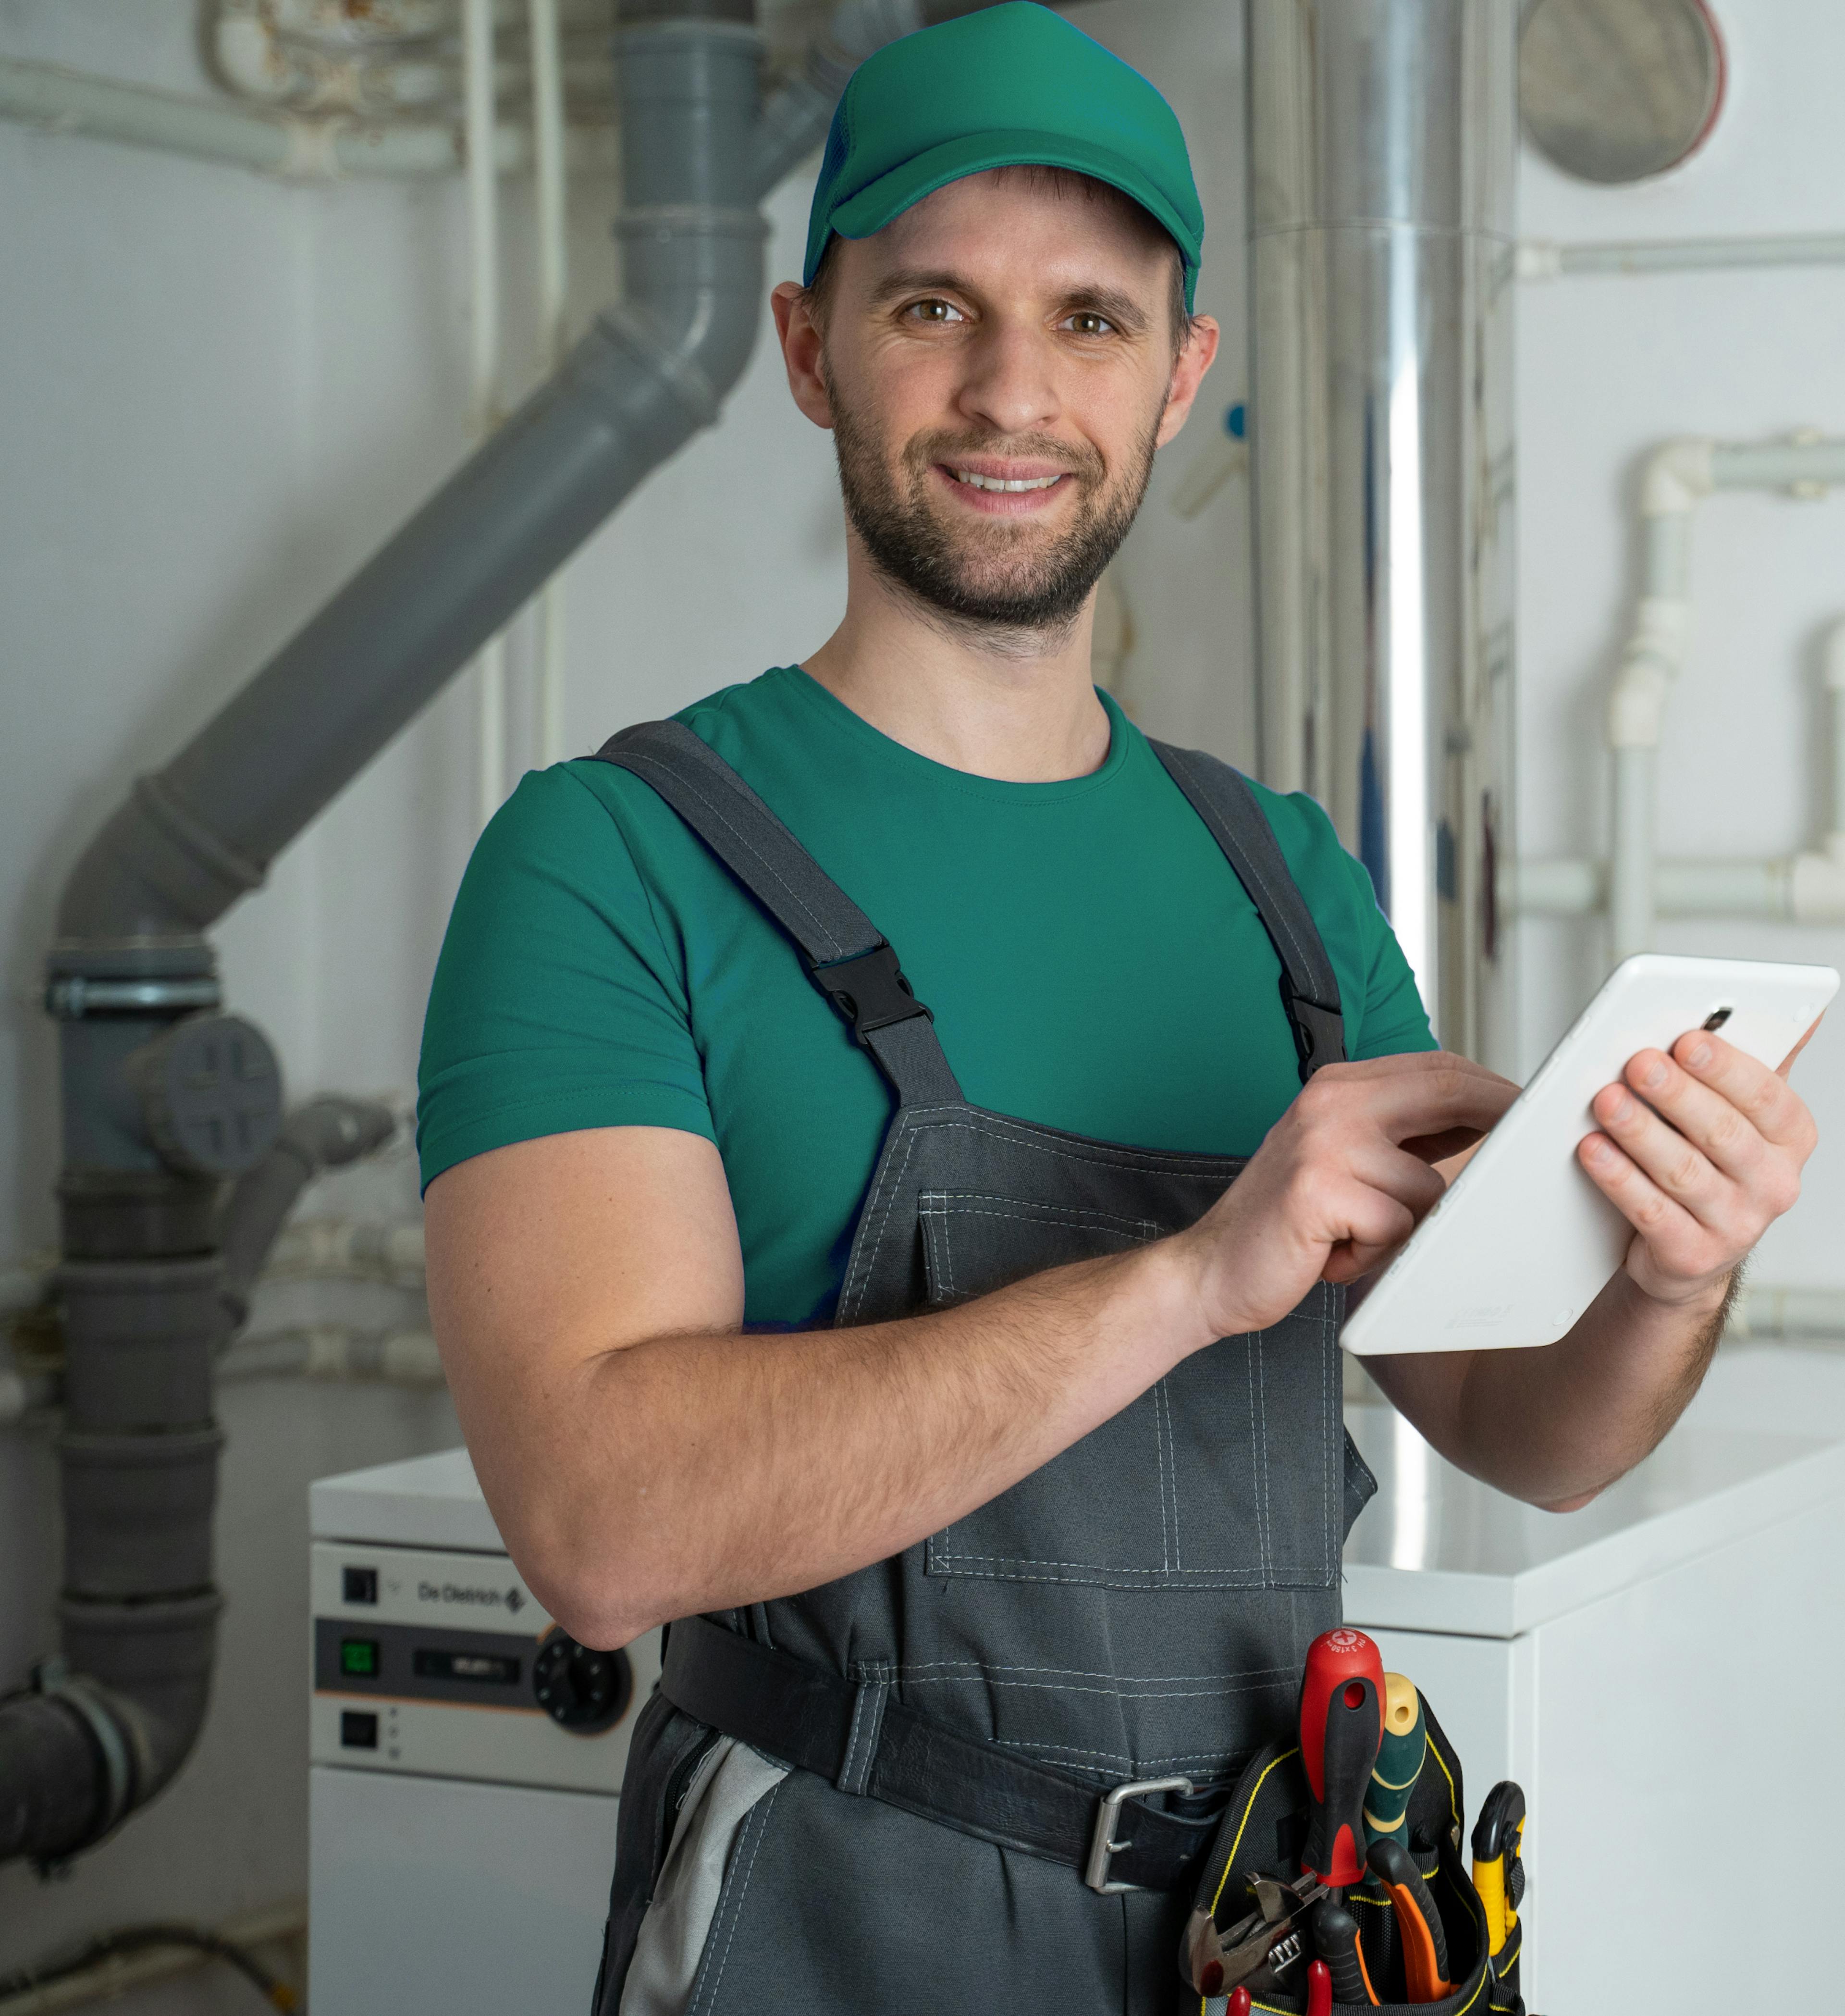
417, 667, 1435, 1326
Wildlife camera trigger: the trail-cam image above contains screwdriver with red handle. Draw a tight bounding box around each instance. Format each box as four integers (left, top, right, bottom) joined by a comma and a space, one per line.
1298, 1628, 1387, 1888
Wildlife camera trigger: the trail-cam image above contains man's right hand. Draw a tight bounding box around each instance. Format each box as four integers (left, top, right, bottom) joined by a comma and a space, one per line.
1171, 1051, 1519, 1346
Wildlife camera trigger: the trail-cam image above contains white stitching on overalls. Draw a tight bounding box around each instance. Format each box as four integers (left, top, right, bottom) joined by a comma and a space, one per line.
689, 1776, 782, 2016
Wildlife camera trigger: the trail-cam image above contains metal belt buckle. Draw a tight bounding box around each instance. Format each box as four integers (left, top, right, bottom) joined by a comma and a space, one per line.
1084, 1773, 1194, 1894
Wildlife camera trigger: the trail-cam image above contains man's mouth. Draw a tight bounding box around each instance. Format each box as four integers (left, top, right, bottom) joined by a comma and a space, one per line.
949, 468, 1066, 494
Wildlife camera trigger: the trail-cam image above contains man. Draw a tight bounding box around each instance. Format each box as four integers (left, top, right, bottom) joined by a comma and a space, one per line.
418, 8, 1818, 2011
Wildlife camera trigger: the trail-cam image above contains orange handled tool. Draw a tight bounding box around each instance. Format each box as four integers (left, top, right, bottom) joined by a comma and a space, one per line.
1298, 1628, 1386, 1888
1366, 1836, 1452, 2003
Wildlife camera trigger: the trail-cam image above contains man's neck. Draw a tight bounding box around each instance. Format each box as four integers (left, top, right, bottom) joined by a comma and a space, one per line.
801, 540, 1113, 783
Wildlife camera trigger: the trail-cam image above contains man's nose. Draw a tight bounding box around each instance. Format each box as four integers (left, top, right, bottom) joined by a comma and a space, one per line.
953, 319, 1061, 438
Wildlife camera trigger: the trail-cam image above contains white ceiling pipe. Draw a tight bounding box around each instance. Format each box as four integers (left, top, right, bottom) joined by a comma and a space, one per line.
1520, 234, 1845, 281
0, 54, 534, 178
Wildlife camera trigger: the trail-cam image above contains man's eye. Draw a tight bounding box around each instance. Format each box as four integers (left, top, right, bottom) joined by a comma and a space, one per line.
1064, 311, 1118, 337
906, 298, 966, 325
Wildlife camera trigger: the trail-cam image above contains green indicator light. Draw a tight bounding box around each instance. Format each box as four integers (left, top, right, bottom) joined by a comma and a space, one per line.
341, 1638, 380, 1678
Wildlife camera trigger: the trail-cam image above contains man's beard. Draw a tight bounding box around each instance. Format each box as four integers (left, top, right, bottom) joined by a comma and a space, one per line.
830, 391, 1159, 638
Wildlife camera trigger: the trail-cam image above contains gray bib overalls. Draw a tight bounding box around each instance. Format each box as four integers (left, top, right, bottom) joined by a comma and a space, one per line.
587, 721, 1377, 2015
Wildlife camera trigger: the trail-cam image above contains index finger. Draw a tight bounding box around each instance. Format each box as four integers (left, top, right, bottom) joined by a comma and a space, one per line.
1666, 1028, 1814, 1149
1313, 1051, 1520, 1142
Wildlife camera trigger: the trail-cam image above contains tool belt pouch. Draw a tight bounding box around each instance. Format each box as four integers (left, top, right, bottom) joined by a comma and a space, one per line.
1183, 1693, 1522, 2016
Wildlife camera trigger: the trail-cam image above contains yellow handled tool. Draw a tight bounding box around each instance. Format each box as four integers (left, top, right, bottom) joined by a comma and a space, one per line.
1469, 1780, 1527, 1963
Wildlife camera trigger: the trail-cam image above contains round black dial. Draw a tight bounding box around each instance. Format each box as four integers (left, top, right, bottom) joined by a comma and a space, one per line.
532, 1632, 632, 1733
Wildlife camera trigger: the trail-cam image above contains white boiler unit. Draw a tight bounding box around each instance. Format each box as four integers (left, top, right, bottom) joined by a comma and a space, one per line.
308, 1447, 660, 2016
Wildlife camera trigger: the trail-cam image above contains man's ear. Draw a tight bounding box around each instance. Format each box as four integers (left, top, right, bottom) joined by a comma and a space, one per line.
1154, 314, 1221, 450
771, 281, 835, 431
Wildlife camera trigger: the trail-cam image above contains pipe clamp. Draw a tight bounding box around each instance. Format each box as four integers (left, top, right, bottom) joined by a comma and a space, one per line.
29, 1657, 135, 1845
45, 974, 222, 1019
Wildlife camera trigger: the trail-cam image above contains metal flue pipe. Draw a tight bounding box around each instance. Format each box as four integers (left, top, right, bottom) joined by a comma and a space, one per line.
1244, 0, 1518, 1061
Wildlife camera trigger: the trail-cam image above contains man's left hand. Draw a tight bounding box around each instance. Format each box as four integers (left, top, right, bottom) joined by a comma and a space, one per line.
1580, 1023, 1822, 1309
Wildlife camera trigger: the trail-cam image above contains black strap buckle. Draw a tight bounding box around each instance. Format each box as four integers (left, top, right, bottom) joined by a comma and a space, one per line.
1280, 981, 1346, 1084
811, 942, 933, 1046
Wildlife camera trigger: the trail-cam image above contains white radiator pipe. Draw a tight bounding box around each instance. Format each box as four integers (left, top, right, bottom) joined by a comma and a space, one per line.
1603, 438, 1845, 964
1520, 234, 1845, 281
0, 53, 532, 179
1728, 1285, 1845, 1342
218, 1324, 445, 1386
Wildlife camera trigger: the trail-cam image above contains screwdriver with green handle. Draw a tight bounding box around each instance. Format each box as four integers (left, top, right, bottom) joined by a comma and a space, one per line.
1364, 1673, 1426, 1849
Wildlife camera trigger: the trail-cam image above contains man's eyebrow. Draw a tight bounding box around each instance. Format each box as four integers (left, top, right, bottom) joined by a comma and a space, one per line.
864, 267, 978, 308
1056, 285, 1149, 334
864, 269, 1154, 334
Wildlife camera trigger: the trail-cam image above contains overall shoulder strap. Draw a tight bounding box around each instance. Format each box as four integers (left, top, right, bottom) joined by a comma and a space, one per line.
1148, 740, 1348, 1082
588, 720, 962, 1106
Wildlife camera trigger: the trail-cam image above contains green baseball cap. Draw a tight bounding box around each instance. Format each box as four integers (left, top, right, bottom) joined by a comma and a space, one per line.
804, 2, 1204, 312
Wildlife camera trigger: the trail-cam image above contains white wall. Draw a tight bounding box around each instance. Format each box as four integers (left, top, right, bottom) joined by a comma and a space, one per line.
1513, 0, 1845, 1284
3, 0, 1845, 2002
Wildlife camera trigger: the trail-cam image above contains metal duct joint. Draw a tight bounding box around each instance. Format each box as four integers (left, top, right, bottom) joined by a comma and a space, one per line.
1245, 0, 1518, 1061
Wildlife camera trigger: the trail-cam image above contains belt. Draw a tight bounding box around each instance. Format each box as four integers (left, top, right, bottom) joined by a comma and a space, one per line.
660, 1613, 1222, 1894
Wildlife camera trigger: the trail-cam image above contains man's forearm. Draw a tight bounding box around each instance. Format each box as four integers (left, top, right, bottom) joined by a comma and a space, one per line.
1373, 1268, 1735, 1511
502, 1241, 1205, 1646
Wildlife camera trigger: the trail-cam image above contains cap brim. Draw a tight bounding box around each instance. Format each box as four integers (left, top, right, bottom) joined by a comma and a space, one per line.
826, 128, 1200, 310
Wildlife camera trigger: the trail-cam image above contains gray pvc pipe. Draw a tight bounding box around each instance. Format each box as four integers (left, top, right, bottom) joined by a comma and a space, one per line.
23, 0, 1027, 1875
217, 1096, 399, 1326
53, 0, 1025, 957
57, 16, 762, 949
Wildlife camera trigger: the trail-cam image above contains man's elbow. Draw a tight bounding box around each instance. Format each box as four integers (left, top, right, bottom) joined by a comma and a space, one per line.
1537, 1484, 1601, 1514
522, 1547, 675, 1652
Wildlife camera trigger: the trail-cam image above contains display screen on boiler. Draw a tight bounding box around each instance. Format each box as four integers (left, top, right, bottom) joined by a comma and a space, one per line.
412, 1647, 521, 1685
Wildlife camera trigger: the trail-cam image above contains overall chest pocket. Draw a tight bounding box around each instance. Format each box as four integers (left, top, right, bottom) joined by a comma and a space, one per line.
918, 1190, 1341, 1592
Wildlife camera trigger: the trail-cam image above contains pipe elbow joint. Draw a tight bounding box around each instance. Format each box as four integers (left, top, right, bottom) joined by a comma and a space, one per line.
606, 210, 771, 436
1640, 437, 1715, 517
1607, 652, 1675, 750
55, 775, 262, 958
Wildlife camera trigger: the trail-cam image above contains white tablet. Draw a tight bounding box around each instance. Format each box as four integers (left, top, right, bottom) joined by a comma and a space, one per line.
1341, 954, 1838, 1357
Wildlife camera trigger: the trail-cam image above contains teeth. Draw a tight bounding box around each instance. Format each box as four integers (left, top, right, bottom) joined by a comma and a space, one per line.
953, 469, 1062, 493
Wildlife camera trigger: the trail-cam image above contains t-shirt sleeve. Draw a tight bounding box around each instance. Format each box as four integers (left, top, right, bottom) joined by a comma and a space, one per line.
1253, 779, 1437, 1063
1341, 851, 1439, 1060
416, 764, 713, 1192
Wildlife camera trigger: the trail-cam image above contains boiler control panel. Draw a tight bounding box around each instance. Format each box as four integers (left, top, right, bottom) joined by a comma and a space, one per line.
309, 1541, 661, 1794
